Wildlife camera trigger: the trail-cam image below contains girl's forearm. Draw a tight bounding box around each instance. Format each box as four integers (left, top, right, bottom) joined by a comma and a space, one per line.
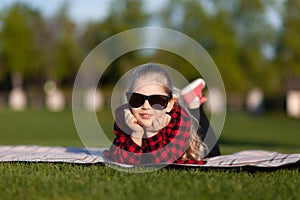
131, 134, 142, 146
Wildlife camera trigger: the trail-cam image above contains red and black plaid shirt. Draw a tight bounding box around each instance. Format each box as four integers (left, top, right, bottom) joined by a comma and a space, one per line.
104, 102, 205, 165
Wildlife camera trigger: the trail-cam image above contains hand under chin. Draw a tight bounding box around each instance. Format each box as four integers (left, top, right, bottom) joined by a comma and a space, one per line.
144, 114, 171, 133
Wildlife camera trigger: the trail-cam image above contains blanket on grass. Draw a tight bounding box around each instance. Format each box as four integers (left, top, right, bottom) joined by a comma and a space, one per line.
0, 145, 299, 169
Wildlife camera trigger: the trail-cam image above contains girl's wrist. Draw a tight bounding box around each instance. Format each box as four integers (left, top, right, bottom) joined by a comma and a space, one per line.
145, 131, 158, 138
131, 130, 144, 146
131, 134, 143, 146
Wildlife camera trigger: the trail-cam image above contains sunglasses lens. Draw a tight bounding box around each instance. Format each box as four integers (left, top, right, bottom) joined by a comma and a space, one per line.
127, 93, 145, 108
148, 95, 168, 110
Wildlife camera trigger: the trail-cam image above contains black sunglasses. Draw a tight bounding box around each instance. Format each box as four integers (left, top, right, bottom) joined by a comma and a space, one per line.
126, 92, 172, 110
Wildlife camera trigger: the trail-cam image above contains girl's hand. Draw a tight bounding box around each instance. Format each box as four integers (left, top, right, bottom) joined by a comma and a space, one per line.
124, 109, 144, 145
146, 113, 171, 134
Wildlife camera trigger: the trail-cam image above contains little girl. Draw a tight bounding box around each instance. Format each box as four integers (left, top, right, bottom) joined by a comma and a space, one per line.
104, 63, 220, 165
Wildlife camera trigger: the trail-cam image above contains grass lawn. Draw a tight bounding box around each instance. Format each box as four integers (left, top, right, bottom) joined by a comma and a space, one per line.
0, 108, 299, 200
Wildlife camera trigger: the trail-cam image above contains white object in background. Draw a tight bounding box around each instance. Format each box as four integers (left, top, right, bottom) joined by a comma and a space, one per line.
46, 89, 66, 112
44, 81, 65, 112
8, 87, 27, 111
205, 87, 226, 114
286, 90, 300, 118
84, 88, 104, 112
246, 87, 264, 112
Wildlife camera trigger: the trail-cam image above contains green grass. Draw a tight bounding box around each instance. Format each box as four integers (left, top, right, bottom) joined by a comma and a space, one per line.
0, 109, 81, 146
220, 112, 300, 154
0, 163, 299, 200
0, 108, 299, 200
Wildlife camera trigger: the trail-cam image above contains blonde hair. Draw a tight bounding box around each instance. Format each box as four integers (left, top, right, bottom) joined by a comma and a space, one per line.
181, 116, 208, 161
172, 87, 208, 160
129, 63, 208, 161
128, 63, 173, 95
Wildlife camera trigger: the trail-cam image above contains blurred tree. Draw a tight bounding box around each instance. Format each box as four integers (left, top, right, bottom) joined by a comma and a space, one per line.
79, 21, 107, 54
158, 0, 246, 93
79, 0, 149, 86
157, 0, 209, 80
105, 0, 149, 34
0, 3, 42, 88
274, 0, 300, 80
207, 10, 246, 93
226, 0, 278, 93
46, 2, 81, 86
0, 56, 6, 83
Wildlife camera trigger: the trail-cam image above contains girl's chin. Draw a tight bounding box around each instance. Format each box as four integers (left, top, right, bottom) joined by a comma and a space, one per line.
137, 120, 152, 128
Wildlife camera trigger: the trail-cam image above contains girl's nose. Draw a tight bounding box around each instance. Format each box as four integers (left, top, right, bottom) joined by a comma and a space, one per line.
141, 100, 151, 109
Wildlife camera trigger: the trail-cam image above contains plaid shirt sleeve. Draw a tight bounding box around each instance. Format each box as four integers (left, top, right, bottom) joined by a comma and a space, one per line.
142, 103, 190, 164
104, 122, 143, 165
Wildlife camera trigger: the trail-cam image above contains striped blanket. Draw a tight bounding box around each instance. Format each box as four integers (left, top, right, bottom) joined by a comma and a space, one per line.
0, 145, 299, 169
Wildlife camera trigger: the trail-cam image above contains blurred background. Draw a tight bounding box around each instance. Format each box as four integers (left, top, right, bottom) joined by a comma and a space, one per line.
0, 0, 300, 116
0, 0, 299, 150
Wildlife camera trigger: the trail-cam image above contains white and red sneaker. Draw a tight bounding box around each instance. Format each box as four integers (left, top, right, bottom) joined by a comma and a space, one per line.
180, 78, 207, 109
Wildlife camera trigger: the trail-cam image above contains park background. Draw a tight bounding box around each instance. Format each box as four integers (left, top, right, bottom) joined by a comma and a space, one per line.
0, 0, 300, 115
0, 1, 299, 199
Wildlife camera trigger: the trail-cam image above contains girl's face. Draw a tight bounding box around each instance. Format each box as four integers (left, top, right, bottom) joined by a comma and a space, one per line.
129, 79, 172, 128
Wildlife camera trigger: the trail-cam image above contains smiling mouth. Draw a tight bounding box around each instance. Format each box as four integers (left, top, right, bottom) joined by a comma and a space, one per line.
139, 113, 151, 119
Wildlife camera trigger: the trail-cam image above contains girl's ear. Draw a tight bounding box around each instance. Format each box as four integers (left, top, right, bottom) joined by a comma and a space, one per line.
166, 97, 176, 112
